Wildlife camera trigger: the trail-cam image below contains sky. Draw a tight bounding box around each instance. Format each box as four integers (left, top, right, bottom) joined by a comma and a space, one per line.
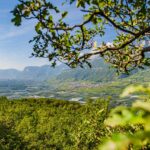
0, 0, 115, 70
0, 0, 49, 70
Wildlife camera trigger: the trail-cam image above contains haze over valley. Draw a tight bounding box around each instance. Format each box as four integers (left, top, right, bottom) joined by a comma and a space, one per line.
0, 58, 149, 108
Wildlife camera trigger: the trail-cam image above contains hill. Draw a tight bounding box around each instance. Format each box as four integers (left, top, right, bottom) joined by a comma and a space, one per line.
0, 59, 118, 82
0, 64, 67, 81
56, 59, 118, 82
0, 97, 108, 149
0, 58, 150, 100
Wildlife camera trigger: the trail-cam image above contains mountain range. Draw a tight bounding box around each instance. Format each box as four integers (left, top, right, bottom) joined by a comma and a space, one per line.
0, 58, 118, 82
0, 65, 67, 81
0, 58, 147, 82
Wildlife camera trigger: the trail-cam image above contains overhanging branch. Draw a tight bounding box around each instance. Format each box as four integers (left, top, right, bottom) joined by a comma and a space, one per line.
143, 46, 150, 52
78, 26, 150, 60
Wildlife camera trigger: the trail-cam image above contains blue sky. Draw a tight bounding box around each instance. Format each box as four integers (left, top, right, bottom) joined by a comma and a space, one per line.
0, 0, 49, 70
0, 0, 115, 70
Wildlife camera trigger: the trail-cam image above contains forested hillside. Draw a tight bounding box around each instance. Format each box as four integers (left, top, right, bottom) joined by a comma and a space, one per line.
1, 90, 149, 150
0, 57, 148, 83
0, 97, 108, 149
56, 59, 117, 82
0, 59, 116, 82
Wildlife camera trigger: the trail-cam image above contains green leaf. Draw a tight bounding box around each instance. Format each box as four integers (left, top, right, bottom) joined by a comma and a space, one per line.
35, 22, 42, 33
11, 15, 21, 26
62, 11, 68, 19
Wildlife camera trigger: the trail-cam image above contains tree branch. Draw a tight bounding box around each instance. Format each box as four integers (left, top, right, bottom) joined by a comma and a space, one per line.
143, 46, 150, 52
78, 26, 150, 60
81, 9, 136, 35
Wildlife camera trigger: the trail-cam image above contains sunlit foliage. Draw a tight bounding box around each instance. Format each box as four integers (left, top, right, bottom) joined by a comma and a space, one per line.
0, 97, 108, 149
100, 85, 150, 150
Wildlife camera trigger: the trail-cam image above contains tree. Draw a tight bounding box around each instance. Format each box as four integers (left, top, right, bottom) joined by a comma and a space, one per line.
11, 0, 150, 73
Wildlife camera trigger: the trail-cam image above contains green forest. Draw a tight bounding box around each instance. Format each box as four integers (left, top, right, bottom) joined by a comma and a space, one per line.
0, 85, 150, 149
0, 97, 108, 149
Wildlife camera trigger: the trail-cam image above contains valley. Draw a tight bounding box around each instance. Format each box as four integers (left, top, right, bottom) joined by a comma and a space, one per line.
0, 59, 149, 107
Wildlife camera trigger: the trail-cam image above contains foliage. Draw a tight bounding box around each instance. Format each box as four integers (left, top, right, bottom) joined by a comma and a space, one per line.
0, 97, 108, 149
11, 0, 150, 73
1, 85, 150, 150
1, 83, 150, 149
100, 85, 150, 150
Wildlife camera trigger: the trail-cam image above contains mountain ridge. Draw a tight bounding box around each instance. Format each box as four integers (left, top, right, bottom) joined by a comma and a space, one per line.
0, 64, 67, 81
0, 58, 147, 82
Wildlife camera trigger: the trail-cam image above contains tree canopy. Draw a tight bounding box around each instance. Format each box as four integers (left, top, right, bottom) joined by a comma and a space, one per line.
12, 0, 150, 73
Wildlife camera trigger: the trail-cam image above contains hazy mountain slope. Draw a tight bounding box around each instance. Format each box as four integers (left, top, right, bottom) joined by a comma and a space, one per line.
125, 69, 150, 83
0, 59, 117, 82
56, 59, 118, 82
21, 65, 67, 81
0, 64, 67, 81
0, 69, 20, 80
0, 58, 148, 82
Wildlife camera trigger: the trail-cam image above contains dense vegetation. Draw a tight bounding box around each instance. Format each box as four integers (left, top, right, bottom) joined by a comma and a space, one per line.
0, 97, 109, 149
101, 85, 150, 150
0, 86, 150, 150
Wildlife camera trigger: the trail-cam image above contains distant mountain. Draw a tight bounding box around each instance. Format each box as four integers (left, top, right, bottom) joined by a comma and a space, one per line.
0, 59, 118, 82
0, 58, 147, 82
56, 59, 118, 82
21, 65, 67, 81
0, 64, 68, 81
0, 69, 20, 80
126, 69, 150, 82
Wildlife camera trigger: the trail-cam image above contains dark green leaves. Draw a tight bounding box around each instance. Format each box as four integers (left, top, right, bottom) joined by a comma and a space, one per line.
11, 15, 22, 26
11, 6, 22, 26
35, 22, 42, 33
61, 11, 68, 19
